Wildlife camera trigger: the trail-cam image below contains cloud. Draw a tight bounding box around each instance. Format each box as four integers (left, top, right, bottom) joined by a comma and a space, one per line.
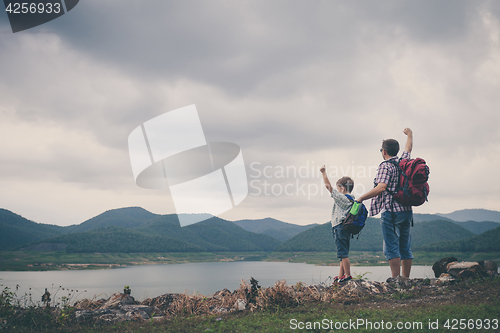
1, 0, 500, 225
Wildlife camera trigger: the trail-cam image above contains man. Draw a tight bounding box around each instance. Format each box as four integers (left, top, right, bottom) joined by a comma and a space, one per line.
357, 128, 413, 278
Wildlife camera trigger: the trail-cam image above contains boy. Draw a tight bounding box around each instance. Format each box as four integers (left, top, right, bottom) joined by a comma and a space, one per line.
320, 165, 354, 283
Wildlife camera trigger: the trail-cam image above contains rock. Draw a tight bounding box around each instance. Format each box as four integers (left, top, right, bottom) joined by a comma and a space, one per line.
436, 273, 456, 285
233, 299, 246, 311
432, 257, 458, 278
141, 293, 179, 312
447, 262, 486, 279
478, 260, 499, 277
121, 305, 153, 316
340, 280, 394, 297
214, 289, 232, 300
212, 306, 230, 314
75, 309, 93, 321
385, 277, 411, 289
101, 293, 135, 309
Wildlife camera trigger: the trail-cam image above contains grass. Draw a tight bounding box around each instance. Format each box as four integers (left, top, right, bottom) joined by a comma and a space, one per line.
1, 251, 499, 271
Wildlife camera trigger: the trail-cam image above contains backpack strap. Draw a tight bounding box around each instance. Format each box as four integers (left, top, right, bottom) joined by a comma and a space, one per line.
384, 158, 403, 196
382, 158, 404, 232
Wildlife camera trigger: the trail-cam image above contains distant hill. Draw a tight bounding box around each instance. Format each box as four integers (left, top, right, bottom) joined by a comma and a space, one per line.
26, 226, 204, 253
413, 212, 499, 234
4, 206, 499, 254
413, 214, 453, 223
65, 208, 215, 233
0, 209, 65, 251
232, 218, 317, 242
437, 209, 500, 222
450, 221, 500, 234
275, 219, 383, 252
417, 226, 500, 252
24, 216, 281, 253
276, 219, 475, 253
65, 207, 160, 233
411, 220, 474, 247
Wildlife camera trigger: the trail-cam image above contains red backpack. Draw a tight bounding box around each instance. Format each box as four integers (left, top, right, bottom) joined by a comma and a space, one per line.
387, 158, 430, 206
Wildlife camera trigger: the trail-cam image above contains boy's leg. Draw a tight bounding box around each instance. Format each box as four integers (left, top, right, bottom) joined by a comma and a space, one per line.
333, 224, 350, 277
339, 260, 345, 278
342, 257, 351, 276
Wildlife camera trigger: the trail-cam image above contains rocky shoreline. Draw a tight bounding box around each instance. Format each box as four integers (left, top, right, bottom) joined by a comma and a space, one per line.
68, 259, 498, 324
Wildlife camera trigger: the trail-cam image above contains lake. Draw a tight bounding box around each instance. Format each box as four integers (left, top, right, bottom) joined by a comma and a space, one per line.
0, 262, 434, 302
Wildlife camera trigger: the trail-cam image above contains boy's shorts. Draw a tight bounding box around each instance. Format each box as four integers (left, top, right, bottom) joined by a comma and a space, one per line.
332, 224, 350, 259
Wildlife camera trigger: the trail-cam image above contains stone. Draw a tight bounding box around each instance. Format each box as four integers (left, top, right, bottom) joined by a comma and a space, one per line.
432, 257, 458, 278
478, 260, 499, 276
121, 305, 153, 316
233, 299, 246, 311
436, 273, 456, 285
385, 276, 411, 289
340, 280, 394, 297
75, 309, 93, 321
101, 293, 135, 309
447, 262, 486, 279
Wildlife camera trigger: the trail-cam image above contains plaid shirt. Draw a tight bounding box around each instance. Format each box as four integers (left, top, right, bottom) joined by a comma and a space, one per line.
369, 151, 412, 216
330, 190, 354, 227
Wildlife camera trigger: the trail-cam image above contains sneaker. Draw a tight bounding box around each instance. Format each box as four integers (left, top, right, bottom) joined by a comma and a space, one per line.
339, 275, 352, 283
333, 276, 340, 284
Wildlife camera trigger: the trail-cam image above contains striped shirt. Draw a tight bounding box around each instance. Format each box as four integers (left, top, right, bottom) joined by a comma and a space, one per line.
331, 190, 354, 227
369, 151, 412, 216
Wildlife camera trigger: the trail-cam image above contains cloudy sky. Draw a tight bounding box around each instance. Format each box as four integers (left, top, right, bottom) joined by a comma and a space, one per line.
1, 0, 500, 227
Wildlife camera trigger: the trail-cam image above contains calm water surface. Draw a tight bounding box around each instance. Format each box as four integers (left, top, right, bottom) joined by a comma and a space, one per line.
0, 262, 434, 301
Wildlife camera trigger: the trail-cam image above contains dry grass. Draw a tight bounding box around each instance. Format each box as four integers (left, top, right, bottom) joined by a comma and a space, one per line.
135, 277, 347, 319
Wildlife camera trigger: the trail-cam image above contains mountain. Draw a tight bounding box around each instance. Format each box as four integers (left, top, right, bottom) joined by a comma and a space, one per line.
184, 218, 280, 251
232, 218, 317, 242
65, 207, 160, 233
417, 225, 500, 252
437, 209, 500, 223
24, 216, 281, 253
450, 221, 500, 234
411, 220, 474, 247
137, 216, 281, 252
276, 219, 475, 253
275, 219, 383, 252
26, 226, 204, 253
3, 205, 498, 254
0, 209, 65, 251
413, 214, 454, 223
412, 212, 500, 234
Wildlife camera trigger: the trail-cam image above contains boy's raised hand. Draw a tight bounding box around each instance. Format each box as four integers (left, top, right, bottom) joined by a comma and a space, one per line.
320, 165, 326, 173
403, 127, 413, 136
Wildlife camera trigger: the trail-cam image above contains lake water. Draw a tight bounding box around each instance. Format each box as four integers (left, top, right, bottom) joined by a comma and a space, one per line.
0, 262, 434, 302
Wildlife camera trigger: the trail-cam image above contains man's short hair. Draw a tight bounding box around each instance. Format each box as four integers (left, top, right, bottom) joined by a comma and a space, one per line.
336, 176, 354, 193
382, 139, 399, 157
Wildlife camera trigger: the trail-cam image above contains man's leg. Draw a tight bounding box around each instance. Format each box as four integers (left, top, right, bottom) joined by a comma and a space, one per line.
397, 211, 413, 278
402, 259, 412, 278
381, 212, 401, 277
389, 257, 401, 277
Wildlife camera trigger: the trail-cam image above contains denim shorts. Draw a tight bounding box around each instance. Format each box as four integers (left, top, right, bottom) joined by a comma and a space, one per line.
381, 211, 414, 261
332, 224, 350, 259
